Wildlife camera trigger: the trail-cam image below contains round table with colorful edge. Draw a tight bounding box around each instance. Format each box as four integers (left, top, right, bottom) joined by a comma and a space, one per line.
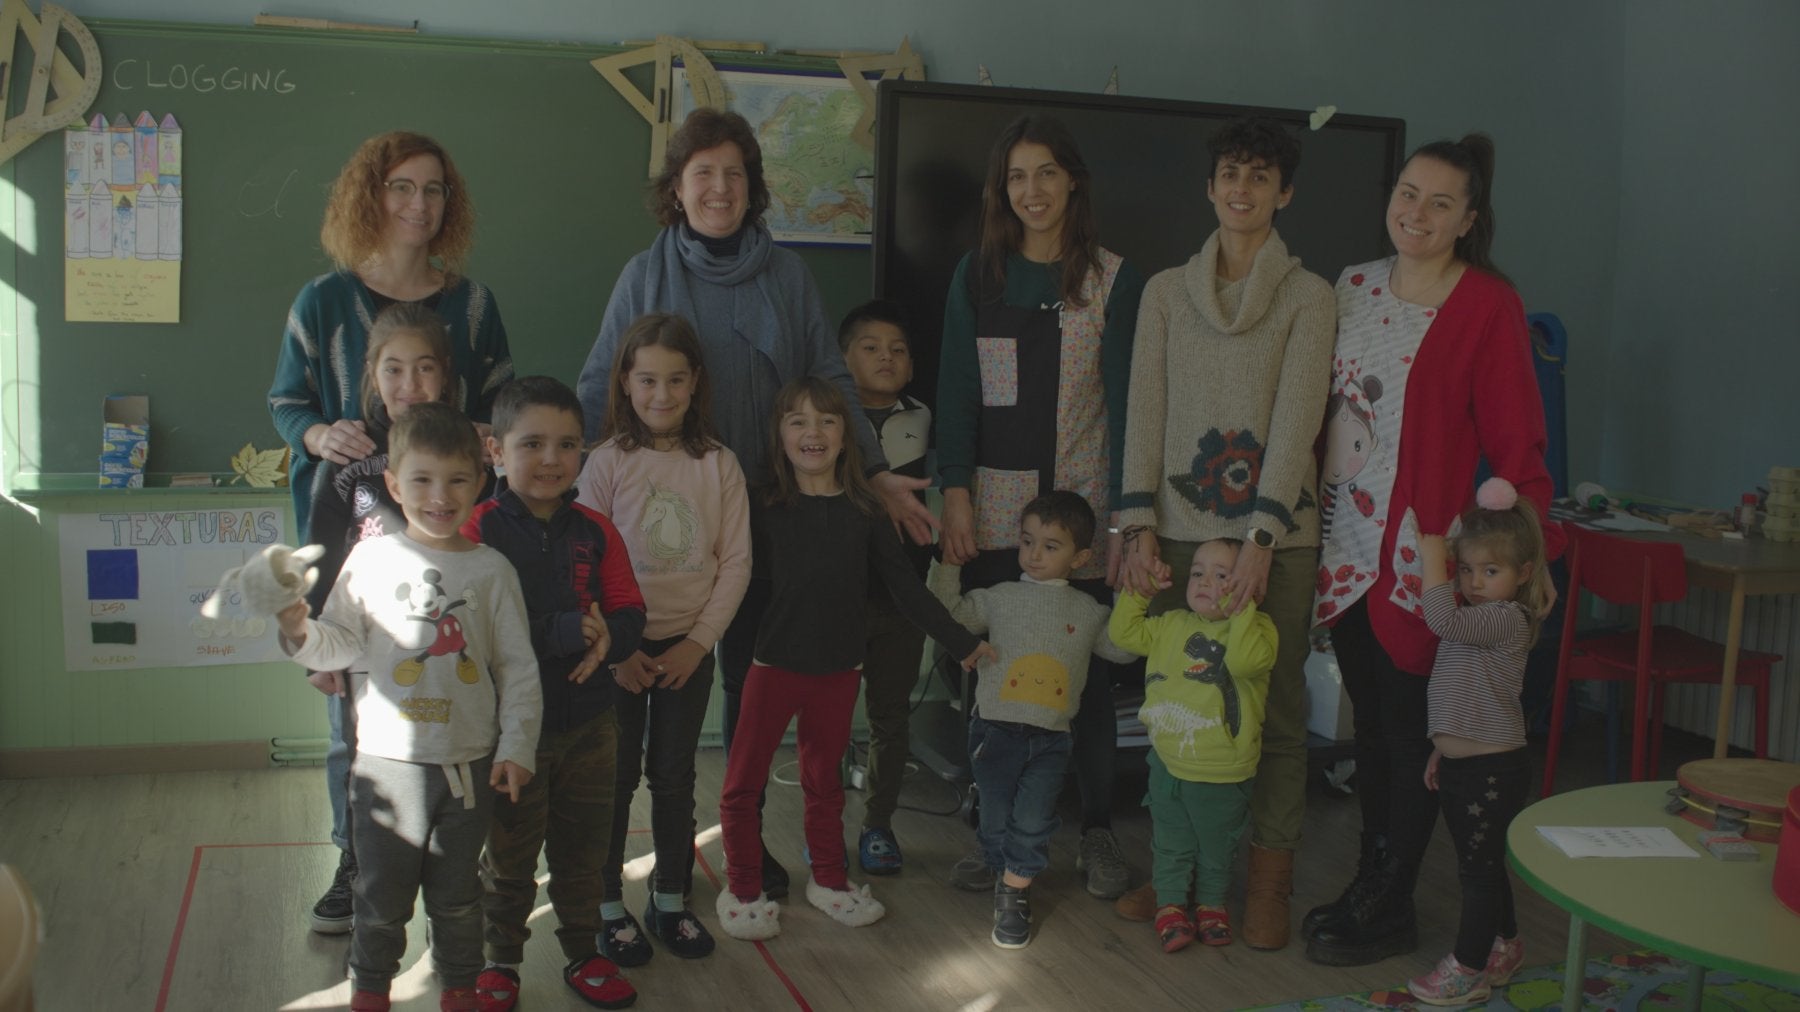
1507, 781, 1800, 1012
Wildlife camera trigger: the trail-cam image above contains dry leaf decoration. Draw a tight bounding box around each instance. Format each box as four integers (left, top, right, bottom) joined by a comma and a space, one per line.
229, 443, 290, 487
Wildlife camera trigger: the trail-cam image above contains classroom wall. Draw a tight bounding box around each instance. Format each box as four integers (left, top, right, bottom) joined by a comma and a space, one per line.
1604, 1, 1800, 506
6, 0, 1791, 754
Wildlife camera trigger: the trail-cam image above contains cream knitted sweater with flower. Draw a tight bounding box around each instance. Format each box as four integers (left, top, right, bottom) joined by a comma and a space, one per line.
1119, 229, 1336, 548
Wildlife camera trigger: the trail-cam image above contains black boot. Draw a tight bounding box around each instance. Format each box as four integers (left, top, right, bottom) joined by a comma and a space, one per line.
760, 839, 789, 900
1300, 831, 1388, 940
1304, 855, 1418, 966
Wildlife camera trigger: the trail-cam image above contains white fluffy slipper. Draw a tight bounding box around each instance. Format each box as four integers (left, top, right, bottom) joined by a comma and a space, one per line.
806, 878, 886, 927
714, 890, 781, 941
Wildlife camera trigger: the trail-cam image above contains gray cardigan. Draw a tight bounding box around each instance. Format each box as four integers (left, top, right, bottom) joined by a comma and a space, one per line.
576, 225, 884, 485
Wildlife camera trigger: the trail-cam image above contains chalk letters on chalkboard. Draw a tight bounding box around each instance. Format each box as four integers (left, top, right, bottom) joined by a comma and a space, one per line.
111, 59, 296, 95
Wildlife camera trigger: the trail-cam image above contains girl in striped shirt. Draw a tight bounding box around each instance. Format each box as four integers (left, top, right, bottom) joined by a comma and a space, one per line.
1408, 477, 1551, 1006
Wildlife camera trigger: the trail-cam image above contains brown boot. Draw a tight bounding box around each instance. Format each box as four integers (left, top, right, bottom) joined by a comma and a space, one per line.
1243, 844, 1294, 950
1113, 882, 1156, 922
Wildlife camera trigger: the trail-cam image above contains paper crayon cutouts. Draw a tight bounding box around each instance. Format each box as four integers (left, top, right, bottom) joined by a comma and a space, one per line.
114, 195, 135, 259
88, 183, 111, 258
135, 184, 159, 260
109, 114, 134, 189
134, 112, 158, 188
158, 183, 181, 260
157, 115, 181, 188
66, 182, 89, 258
66, 129, 88, 186
88, 115, 109, 189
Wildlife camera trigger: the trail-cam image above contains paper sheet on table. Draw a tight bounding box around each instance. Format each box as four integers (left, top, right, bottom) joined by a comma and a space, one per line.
1583, 513, 1671, 533
1536, 826, 1699, 858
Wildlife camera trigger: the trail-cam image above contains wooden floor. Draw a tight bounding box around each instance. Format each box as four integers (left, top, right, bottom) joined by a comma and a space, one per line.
1, 719, 1706, 1012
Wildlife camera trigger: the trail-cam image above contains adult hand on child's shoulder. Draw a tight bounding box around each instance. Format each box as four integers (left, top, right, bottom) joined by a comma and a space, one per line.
1223, 542, 1271, 614
303, 419, 375, 466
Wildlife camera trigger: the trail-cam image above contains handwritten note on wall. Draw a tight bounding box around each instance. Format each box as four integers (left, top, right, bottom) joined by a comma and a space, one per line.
63, 111, 183, 323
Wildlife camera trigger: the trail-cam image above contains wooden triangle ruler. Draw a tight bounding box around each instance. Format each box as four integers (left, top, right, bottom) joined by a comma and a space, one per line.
592, 35, 727, 177
0, 0, 100, 165
836, 37, 924, 151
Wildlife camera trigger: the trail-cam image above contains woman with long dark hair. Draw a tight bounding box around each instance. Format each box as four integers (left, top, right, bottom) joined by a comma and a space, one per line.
936, 115, 1146, 901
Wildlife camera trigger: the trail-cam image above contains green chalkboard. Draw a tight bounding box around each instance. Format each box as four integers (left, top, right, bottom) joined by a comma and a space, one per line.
8, 20, 871, 480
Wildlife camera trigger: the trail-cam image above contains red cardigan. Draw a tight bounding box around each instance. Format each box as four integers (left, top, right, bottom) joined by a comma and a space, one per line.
1334, 266, 1564, 676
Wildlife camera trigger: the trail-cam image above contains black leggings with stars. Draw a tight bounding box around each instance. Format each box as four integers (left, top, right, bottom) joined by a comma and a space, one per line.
1437, 747, 1531, 970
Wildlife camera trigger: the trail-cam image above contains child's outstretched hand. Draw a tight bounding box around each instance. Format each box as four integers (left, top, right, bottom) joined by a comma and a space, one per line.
306, 669, 346, 697
1423, 748, 1442, 791
277, 598, 310, 645
491, 759, 531, 802
960, 641, 998, 671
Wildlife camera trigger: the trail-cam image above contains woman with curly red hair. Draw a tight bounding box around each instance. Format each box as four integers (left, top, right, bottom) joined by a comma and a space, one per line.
270, 131, 511, 539
266, 130, 512, 941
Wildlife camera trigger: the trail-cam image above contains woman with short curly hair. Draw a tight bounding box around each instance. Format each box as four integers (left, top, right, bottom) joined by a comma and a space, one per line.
270, 130, 511, 539
265, 130, 511, 945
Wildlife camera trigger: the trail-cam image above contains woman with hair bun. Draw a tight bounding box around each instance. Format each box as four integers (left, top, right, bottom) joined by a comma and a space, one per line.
1304, 134, 1560, 968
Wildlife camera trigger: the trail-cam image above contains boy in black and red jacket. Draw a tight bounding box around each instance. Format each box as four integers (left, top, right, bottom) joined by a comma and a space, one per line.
462, 376, 645, 1012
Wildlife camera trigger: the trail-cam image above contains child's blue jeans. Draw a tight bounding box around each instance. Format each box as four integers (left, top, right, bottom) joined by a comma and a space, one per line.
969, 715, 1071, 880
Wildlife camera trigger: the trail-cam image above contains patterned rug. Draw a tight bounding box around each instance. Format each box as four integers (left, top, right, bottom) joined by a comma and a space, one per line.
1244, 951, 1800, 1011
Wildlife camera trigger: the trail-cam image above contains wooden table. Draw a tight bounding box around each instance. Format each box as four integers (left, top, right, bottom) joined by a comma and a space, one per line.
1508, 781, 1800, 1011
1616, 531, 1800, 757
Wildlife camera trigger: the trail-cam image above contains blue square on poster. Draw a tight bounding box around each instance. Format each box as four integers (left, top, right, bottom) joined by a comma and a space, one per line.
87, 548, 139, 600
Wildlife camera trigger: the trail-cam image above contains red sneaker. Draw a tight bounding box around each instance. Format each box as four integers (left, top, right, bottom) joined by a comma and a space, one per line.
475, 966, 521, 1012
564, 953, 638, 1009
349, 990, 391, 1012
440, 986, 479, 1012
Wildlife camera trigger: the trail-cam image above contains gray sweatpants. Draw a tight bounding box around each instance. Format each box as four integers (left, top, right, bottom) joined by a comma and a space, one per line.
349, 752, 494, 993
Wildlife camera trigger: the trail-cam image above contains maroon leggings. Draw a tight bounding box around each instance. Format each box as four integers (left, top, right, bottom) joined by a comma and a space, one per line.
718, 664, 860, 900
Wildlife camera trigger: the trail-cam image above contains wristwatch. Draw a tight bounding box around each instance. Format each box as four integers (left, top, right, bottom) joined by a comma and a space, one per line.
1247, 526, 1275, 550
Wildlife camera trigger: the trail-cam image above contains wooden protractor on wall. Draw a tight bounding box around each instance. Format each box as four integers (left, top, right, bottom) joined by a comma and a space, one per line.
592, 35, 727, 177
0, 0, 101, 166
837, 38, 925, 151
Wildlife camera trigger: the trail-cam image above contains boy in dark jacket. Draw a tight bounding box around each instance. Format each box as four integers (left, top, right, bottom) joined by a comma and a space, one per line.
464, 376, 646, 1012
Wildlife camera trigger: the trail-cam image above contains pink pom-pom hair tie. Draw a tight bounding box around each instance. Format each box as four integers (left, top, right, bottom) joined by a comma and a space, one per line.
1475, 476, 1519, 511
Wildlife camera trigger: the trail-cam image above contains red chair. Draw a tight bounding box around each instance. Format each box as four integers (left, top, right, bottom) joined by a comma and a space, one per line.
1540, 522, 1781, 797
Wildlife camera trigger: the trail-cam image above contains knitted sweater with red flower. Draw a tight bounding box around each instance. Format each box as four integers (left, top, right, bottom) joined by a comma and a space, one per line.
1120, 229, 1336, 547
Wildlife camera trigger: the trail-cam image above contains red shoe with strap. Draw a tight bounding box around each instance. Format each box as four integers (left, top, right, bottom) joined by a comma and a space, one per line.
1155, 904, 1196, 953
565, 953, 638, 1009
1195, 904, 1234, 946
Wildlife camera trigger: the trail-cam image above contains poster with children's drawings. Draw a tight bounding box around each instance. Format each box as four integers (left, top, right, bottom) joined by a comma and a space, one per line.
59, 508, 286, 671
63, 111, 183, 323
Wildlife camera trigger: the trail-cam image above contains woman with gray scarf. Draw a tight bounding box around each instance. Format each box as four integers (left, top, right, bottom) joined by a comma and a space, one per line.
576, 107, 933, 922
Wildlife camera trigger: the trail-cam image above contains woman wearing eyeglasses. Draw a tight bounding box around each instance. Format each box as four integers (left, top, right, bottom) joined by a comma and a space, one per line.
265, 130, 512, 941
269, 130, 512, 540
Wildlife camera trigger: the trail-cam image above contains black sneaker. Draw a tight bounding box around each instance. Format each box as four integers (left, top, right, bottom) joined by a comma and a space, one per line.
993, 882, 1031, 949
310, 849, 356, 934
643, 896, 716, 959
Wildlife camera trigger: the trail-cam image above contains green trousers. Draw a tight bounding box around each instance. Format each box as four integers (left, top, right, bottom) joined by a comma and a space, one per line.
1145, 750, 1253, 906
1150, 538, 1315, 851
